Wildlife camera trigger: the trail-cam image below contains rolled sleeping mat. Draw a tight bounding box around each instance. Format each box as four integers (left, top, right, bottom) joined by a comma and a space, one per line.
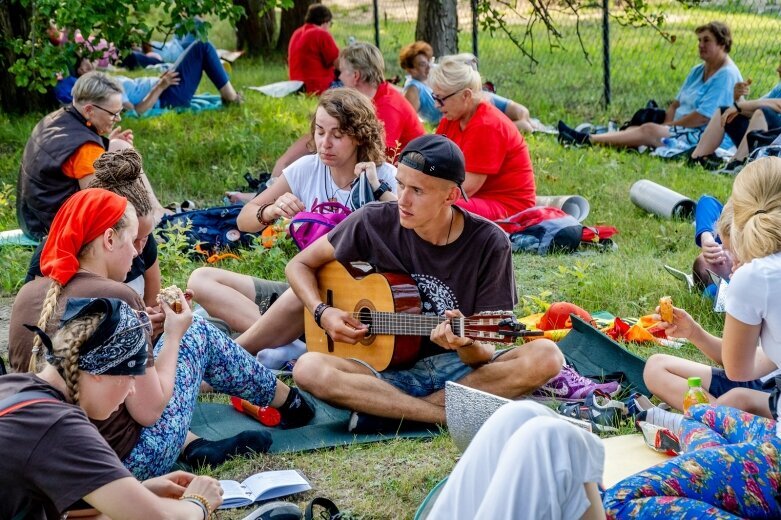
445, 381, 511, 452
535, 195, 590, 222
629, 179, 696, 220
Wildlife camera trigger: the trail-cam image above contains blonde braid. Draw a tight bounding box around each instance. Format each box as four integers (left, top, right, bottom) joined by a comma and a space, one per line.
28, 281, 63, 373
51, 313, 104, 404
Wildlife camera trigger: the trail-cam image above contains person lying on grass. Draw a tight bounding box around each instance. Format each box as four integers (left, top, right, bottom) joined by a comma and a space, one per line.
557, 21, 742, 153
189, 88, 397, 337
9, 188, 314, 481
0, 296, 223, 519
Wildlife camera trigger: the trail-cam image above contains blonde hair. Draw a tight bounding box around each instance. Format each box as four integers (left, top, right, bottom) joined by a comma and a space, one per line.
310, 88, 386, 164
47, 312, 105, 404
72, 71, 123, 105
339, 43, 385, 86
428, 54, 482, 97
29, 204, 136, 372
730, 157, 781, 263
89, 149, 152, 217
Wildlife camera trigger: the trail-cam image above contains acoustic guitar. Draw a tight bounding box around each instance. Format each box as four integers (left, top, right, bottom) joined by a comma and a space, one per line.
304, 261, 538, 371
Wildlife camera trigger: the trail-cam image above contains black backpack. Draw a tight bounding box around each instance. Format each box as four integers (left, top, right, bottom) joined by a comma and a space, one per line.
621, 100, 667, 130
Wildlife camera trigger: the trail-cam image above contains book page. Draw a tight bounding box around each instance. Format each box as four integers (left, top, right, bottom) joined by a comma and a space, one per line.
218, 480, 252, 501
243, 469, 311, 501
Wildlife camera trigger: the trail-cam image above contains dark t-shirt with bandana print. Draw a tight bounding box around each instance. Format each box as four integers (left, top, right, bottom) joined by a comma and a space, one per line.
328, 202, 517, 358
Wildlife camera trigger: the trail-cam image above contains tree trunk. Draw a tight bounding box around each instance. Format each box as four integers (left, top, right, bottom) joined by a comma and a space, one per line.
277, 0, 316, 52
0, 1, 55, 114
416, 0, 459, 57
234, 0, 276, 56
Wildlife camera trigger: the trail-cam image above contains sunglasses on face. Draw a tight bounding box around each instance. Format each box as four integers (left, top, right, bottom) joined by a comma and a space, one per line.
432, 89, 463, 106
92, 103, 123, 120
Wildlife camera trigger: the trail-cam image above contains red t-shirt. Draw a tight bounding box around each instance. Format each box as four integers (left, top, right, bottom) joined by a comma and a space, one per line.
373, 82, 425, 163
287, 24, 339, 95
437, 101, 536, 217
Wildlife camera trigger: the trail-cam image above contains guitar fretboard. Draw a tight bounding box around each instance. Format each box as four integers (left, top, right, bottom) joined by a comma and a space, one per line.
359, 312, 461, 336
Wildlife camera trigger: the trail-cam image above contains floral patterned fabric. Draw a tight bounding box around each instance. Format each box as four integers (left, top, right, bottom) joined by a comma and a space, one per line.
604, 404, 781, 519
123, 316, 278, 479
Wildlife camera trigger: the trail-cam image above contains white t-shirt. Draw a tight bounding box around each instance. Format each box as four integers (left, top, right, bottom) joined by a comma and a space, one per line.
725, 252, 781, 432
282, 154, 397, 210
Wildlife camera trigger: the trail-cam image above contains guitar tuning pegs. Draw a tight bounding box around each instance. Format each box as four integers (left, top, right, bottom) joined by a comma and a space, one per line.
498, 316, 525, 331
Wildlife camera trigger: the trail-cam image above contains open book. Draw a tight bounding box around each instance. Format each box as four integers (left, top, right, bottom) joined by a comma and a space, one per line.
218, 470, 311, 509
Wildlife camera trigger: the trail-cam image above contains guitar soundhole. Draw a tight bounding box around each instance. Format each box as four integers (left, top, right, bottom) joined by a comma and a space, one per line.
355, 299, 376, 346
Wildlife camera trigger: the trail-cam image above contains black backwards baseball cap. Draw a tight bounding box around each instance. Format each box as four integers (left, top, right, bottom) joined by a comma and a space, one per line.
398, 134, 469, 201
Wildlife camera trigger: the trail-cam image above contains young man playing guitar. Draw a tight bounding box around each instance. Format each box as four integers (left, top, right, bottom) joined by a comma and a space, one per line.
286, 134, 565, 431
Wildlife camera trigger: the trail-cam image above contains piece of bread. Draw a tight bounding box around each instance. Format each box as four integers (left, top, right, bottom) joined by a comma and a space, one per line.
159, 285, 183, 313
659, 296, 674, 323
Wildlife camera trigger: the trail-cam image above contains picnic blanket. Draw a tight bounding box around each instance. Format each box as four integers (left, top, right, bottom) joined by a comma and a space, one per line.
602, 434, 673, 487
124, 93, 223, 119
189, 390, 439, 453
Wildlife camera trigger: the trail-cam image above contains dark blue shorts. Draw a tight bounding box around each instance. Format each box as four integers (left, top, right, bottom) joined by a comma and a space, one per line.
708, 367, 766, 398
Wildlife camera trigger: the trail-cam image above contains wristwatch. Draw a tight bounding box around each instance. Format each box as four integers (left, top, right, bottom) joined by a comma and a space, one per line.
373, 181, 391, 200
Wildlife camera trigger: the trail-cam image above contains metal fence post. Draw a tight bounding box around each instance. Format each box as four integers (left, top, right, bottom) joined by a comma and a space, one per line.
602, 0, 611, 107
373, 0, 380, 49
471, 0, 479, 58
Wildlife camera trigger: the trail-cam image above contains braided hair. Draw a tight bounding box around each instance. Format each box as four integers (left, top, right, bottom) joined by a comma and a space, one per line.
89, 149, 152, 217
48, 312, 105, 403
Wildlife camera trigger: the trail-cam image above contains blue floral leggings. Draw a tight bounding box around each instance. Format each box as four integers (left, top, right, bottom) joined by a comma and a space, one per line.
604, 404, 781, 519
123, 316, 278, 479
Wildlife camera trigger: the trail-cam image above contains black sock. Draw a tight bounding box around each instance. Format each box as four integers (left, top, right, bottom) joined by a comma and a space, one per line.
278, 387, 315, 429
182, 430, 272, 468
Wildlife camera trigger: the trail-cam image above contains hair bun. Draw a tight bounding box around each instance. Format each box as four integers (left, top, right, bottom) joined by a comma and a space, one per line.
93, 148, 143, 185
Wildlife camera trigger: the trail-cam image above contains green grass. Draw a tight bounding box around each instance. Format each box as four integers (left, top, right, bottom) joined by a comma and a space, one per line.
0, 7, 753, 517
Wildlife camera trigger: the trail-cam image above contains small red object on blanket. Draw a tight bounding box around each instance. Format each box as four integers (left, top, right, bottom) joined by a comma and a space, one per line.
537, 302, 593, 330
230, 396, 282, 427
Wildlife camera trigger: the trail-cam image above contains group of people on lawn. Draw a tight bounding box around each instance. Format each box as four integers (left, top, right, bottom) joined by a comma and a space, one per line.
6, 5, 781, 518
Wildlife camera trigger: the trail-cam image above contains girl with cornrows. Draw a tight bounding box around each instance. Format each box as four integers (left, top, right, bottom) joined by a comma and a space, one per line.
1, 296, 223, 519
9, 188, 314, 480
25, 148, 161, 308
188, 87, 398, 338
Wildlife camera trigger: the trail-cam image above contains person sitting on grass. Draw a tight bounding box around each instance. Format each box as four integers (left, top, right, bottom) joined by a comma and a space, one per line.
271, 42, 424, 176
18, 71, 167, 240
691, 196, 733, 291
24, 149, 162, 308
1, 296, 224, 519
189, 87, 397, 338
56, 42, 243, 116
234, 134, 564, 433
287, 3, 340, 95
429, 55, 536, 220
8, 188, 314, 481
646, 199, 776, 418
398, 42, 543, 133
690, 52, 781, 173
428, 156, 781, 520
557, 21, 742, 152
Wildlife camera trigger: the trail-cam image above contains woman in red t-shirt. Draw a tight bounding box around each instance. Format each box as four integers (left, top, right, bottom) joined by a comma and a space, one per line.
429, 55, 536, 221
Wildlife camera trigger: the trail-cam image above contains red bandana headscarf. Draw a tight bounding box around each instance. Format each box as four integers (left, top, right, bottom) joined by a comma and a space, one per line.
40, 188, 129, 286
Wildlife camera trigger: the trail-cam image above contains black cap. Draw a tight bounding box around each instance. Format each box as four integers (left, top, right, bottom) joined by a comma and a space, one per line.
399, 134, 468, 200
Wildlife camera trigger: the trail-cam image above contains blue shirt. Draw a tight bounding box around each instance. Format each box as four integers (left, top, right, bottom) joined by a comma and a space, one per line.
403, 76, 442, 125
675, 61, 742, 124
763, 82, 781, 99
114, 76, 161, 109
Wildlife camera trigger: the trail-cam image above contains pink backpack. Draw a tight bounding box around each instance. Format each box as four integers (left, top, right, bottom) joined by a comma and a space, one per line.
288, 200, 351, 250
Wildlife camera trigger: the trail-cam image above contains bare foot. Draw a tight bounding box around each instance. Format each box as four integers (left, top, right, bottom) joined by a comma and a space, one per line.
225, 191, 254, 204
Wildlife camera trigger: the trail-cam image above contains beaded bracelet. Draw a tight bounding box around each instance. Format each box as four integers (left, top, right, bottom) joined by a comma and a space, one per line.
313, 302, 331, 328
256, 202, 275, 226
180, 493, 211, 519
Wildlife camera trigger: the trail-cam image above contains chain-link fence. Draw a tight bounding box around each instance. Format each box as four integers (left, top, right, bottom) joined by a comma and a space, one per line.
327, 0, 781, 121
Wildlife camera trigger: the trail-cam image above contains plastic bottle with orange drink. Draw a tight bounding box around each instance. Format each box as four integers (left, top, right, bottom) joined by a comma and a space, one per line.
682, 376, 709, 414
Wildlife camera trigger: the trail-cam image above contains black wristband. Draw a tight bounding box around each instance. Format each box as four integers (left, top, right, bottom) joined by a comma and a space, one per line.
734, 101, 741, 111
373, 180, 391, 200
313, 303, 331, 328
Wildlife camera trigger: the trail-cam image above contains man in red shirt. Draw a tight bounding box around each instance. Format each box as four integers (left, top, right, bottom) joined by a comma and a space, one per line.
270, 42, 424, 178
287, 4, 339, 95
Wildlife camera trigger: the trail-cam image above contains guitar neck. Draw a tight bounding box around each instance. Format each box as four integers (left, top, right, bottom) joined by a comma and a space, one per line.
366, 311, 454, 337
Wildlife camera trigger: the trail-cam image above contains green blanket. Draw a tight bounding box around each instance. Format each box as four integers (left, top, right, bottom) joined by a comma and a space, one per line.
189, 391, 439, 453
558, 314, 651, 396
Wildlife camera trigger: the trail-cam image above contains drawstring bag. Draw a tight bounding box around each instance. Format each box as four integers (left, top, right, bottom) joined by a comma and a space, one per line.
288, 200, 351, 250
348, 170, 375, 210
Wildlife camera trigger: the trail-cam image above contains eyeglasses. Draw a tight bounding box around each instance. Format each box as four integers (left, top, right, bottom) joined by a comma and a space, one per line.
432, 89, 463, 106
104, 310, 153, 345
92, 103, 123, 120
